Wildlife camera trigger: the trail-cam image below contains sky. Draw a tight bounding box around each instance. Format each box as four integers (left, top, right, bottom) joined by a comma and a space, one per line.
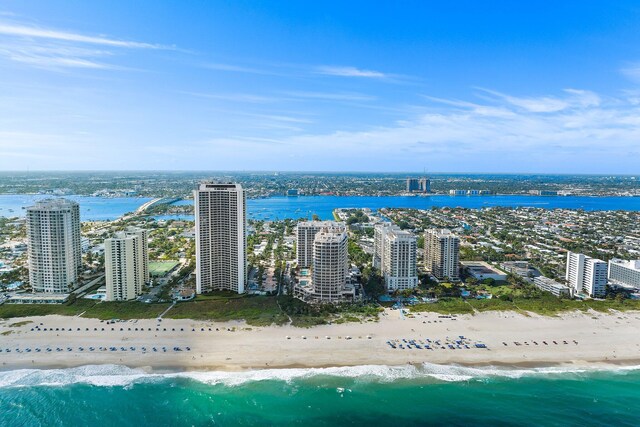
1, 1, 640, 173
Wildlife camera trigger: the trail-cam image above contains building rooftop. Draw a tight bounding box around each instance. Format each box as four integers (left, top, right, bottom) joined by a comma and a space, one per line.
27, 198, 79, 211
7, 293, 71, 303
315, 227, 347, 243
298, 220, 345, 229
461, 261, 507, 278
610, 259, 640, 271
197, 182, 243, 191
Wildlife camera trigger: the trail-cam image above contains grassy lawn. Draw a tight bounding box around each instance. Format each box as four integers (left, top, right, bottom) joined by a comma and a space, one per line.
410, 296, 640, 316
149, 261, 180, 277
167, 295, 290, 326
290, 316, 328, 328
411, 298, 475, 314
0, 299, 97, 319
194, 292, 246, 301
83, 301, 171, 320
0, 299, 169, 320
3, 292, 640, 323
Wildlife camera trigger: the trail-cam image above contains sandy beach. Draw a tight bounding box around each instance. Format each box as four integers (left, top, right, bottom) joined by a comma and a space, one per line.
1, 309, 639, 371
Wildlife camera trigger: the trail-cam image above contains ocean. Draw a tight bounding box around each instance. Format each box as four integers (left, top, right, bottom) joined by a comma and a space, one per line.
1, 364, 640, 426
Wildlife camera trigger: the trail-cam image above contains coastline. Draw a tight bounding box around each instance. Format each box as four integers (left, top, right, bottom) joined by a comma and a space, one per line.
2, 309, 640, 373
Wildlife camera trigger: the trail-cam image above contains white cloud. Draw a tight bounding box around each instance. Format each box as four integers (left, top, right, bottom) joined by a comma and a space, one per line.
185, 88, 640, 172
180, 91, 280, 104
283, 91, 376, 102
563, 89, 601, 107
316, 66, 387, 78
0, 20, 171, 70
477, 88, 570, 112
0, 23, 167, 49
203, 63, 269, 74
621, 63, 640, 82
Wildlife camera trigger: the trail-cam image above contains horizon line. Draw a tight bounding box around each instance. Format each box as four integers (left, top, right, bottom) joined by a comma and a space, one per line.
0, 170, 637, 176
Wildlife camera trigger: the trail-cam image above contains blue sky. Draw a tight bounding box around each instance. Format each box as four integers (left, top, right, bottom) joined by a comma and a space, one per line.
1, 1, 640, 173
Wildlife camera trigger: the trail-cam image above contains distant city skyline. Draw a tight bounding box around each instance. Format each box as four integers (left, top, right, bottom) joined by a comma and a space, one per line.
1, 2, 640, 173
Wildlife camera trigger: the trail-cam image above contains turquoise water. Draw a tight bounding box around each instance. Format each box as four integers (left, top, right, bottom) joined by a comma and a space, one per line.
2, 194, 640, 222
0, 194, 152, 221
1, 364, 639, 426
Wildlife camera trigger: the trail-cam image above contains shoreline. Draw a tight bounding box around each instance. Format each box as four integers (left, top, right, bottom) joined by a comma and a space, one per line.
2, 309, 640, 373
4, 359, 640, 375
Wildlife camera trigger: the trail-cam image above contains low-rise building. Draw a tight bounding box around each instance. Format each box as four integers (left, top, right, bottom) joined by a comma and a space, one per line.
6, 293, 70, 304
461, 261, 508, 282
533, 276, 571, 297
500, 261, 541, 279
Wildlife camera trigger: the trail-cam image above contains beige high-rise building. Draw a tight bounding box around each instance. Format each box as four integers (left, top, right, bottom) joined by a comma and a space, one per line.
424, 229, 460, 281
311, 225, 349, 301
26, 198, 82, 293
124, 226, 149, 285
105, 227, 148, 301
194, 182, 246, 294
374, 223, 418, 292
295, 224, 351, 302
296, 221, 345, 268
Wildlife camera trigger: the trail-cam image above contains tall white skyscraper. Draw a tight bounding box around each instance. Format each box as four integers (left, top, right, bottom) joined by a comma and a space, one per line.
26, 199, 81, 293
104, 227, 149, 301
583, 258, 607, 298
565, 252, 607, 298
194, 182, 246, 294
374, 223, 418, 291
424, 229, 460, 281
296, 221, 345, 268
566, 252, 586, 292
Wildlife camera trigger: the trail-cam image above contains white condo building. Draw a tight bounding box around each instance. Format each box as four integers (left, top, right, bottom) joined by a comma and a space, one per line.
311, 225, 349, 301
424, 229, 460, 281
296, 221, 345, 268
565, 252, 607, 298
26, 199, 82, 293
194, 182, 246, 294
608, 259, 640, 289
374, 223, 418, 292
105, 227, 149, 301
565, 252, 585, 292
295, 224, 352, 302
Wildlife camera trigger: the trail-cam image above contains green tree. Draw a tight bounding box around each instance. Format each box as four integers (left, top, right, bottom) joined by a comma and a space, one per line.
362, 266, 385, 298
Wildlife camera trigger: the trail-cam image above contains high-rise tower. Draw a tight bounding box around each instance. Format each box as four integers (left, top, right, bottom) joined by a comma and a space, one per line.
194, 182, 247, 294
26, 199, 82, 293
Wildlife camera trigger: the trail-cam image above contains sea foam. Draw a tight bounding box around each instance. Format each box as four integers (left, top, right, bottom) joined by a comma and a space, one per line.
1, 363, 639, 389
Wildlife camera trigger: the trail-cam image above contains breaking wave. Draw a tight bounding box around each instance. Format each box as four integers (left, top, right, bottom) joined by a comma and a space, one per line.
1, 363, 639, 389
